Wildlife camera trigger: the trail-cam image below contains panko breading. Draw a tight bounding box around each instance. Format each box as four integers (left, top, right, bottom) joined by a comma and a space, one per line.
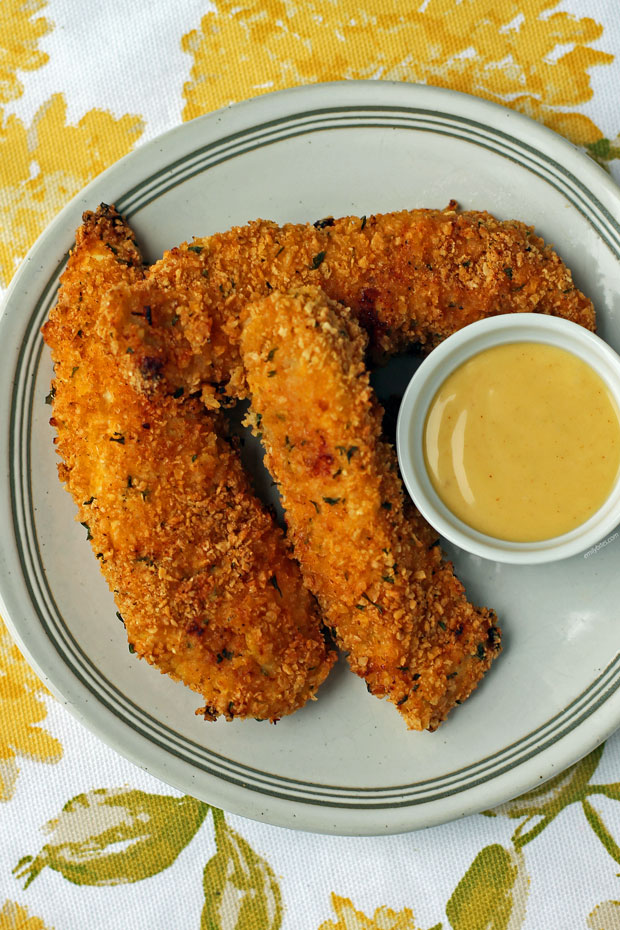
240, 287, 501, 731
99, 203, 595, 402
42, 205, 336, 722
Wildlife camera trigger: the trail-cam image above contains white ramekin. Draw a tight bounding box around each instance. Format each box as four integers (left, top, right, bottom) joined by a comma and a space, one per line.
396, 313, 620, 564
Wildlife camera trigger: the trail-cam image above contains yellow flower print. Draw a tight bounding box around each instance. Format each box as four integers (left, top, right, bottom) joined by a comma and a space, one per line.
318, 894, 426, 930
0, 94, 144, 286
0, 0, 52, 105
181, 0, 614, 155
0, 616, 61, 801
0, 900, 53, 930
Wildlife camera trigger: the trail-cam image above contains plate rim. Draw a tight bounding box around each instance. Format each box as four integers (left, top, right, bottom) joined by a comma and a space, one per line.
2, 80, 620, 835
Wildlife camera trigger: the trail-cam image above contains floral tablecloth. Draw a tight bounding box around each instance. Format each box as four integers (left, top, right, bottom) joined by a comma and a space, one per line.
2, 2, 620, 928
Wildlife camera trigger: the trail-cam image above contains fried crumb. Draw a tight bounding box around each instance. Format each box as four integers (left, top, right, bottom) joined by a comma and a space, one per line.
241, 286, 501, 731
42, 205, 336, 723
100, 205, 594, 400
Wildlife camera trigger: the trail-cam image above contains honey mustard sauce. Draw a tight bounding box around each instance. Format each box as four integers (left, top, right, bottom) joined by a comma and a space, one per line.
422, 342, 620, 542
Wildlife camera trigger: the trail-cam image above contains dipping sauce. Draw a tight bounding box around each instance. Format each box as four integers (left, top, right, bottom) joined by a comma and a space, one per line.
423, 341, 620, 542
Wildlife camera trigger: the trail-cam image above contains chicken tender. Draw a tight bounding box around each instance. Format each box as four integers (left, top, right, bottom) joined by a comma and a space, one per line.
42, 205, 336, 722
102, 203, 595, 402
240, 287, 501, 731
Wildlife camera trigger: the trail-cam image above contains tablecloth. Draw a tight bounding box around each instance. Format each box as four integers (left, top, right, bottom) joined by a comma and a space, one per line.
2, 1, 620, 927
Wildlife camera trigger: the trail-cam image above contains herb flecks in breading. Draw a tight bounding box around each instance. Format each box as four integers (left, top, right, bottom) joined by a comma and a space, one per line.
41, 205, 336, 726
241, 287, 502, 731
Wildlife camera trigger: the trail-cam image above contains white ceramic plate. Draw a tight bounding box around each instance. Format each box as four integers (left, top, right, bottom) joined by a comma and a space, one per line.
2, 81, 620, 836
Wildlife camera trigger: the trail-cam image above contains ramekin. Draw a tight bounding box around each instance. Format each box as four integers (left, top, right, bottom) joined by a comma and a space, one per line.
396, 313, 620, 564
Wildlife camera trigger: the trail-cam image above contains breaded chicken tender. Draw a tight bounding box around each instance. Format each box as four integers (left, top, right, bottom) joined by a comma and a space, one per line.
42, 206, 336, 722
101, 203, 595, 402
240, 287, 501, 730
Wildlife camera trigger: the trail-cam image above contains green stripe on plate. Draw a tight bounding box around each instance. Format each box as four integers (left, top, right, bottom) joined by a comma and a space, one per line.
9, 105, 620, 809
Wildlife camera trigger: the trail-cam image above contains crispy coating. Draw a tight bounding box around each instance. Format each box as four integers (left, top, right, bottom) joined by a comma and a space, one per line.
240, 287, 501, 731
42, 205, 336, 722
101, 202, 595, 401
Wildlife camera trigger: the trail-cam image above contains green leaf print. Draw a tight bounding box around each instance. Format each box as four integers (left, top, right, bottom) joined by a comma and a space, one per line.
582, 800, 620, 865
13, 788, 209, 887
484, 744, 604, 848
486, 744, 604, 821
483, 742, 620, 861
202, 808, 282, 930
445, 845, 528, 930
586, 134, 620, 170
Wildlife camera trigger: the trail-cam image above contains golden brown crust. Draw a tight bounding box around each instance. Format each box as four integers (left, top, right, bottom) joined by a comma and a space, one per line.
42, 205, 336, 722
104, 203, 595, 401
43, 200, 590, 731
240, 287, 501, 730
